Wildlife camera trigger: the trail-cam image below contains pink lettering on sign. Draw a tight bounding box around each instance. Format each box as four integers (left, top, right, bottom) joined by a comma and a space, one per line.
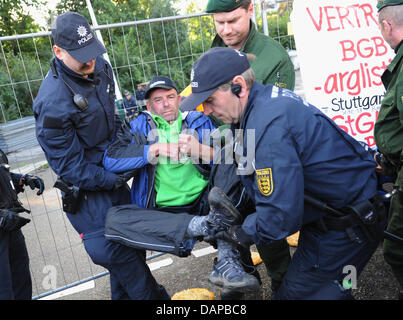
306, 3, 377, 31
332, 111, 379, 146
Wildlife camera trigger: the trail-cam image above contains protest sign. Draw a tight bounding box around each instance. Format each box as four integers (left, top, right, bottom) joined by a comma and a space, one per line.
291, 0, 395, 146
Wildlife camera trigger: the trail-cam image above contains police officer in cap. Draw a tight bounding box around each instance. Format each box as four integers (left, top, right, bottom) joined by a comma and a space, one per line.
0, 149, 44, 299
182, 0, 296, 298
374, 0, 403, 300
33, 12, 169, 299
181, 47, 386, 299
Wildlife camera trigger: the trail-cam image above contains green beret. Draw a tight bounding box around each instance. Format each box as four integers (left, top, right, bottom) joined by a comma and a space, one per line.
206, 0, 248, 13
377, 0, 403, 11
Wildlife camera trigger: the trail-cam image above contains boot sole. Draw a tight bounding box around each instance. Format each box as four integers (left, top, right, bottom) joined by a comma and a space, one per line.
208, 187, 242, 224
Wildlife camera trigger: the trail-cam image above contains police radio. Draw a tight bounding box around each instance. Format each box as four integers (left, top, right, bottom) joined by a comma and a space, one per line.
50, 58, 89, 112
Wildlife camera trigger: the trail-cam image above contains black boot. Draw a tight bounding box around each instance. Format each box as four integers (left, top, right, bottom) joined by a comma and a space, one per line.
207, 187, 242, 231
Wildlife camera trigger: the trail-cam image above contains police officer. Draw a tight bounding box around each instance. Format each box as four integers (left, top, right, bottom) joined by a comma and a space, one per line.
207, 0, 294, 89
123, 90, 138, 118
180, 47, 386, 299
33, 12, 169, 300
374, 0, 403, 300
183, 0, 296, 298
0, 149, 44, 300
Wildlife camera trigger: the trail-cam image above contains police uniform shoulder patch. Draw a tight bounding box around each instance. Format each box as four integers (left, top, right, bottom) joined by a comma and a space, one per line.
256, 168, 274, 196
274, 82, 287, 88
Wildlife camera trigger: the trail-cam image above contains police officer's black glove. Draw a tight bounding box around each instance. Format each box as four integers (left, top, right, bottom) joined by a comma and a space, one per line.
114, 170, 138, 189
0, 208, 30, 232
206, 225, 253, 249
22, 174, 45, 195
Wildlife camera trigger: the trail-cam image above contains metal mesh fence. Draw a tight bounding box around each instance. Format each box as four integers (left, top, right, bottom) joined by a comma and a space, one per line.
0, 3, 295, 299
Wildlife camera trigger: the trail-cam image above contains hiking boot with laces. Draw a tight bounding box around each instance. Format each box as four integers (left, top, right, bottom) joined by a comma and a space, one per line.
206, 187, 242, 232
209, 256, 260, 293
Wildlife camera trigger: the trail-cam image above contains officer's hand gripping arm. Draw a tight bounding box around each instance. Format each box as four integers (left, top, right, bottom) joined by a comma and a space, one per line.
22, 174, 45, 195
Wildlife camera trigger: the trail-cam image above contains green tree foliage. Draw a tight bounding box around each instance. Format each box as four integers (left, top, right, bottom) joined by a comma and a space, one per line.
0, 0, 291, 123
0, 0, 50, 122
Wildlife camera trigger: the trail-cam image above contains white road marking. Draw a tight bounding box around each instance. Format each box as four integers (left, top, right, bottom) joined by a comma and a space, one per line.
148, 258, 173, 271
191, 246, 217, 257
39, 280, 95, 300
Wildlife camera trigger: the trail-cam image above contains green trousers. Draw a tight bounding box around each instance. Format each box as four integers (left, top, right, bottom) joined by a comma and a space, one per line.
383, 193, 403, 288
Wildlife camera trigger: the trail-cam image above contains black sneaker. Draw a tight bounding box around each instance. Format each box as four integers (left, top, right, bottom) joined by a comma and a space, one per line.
207, 187, 242, 231
209, 257, 261, 293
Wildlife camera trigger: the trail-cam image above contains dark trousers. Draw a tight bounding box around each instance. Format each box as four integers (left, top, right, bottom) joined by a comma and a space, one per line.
83, 234, 170, 300
275, 223, 382, 300
0, 230, 32, 300
383, 193, 403, 289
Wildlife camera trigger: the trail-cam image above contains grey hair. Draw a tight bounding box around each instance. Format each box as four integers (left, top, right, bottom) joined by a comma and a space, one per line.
378, 5, 403, 26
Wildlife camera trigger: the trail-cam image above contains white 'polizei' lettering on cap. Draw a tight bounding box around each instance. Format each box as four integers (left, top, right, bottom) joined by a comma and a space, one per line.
78, 32, 93, 45
77, 25, 93, 46
150, 81, 166, 88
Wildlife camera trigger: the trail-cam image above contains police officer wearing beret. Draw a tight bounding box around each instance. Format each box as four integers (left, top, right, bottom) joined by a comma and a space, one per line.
0, 149, 44, 299
180, 47, 386, 299
207, 0, 295, 89
33, 12, 169, 300
374, 0, 403, 300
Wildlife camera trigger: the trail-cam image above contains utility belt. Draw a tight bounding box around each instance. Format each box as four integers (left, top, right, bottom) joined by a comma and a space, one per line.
306, 194, 385, 243
54, 177, 83, 214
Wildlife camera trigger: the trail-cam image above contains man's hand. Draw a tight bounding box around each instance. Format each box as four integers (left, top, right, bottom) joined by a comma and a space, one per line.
22, 174, 45, 195
148, 143, 180, 164
178, 134, 214, 163
205, 225, 253, 249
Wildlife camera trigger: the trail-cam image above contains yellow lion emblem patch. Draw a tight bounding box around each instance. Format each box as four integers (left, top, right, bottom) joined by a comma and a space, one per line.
256, 168, 274, 196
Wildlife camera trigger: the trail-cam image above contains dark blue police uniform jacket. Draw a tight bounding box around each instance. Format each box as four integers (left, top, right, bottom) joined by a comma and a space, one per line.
34, 57, 126, 237
33, 57, 169, 300
237, 82, 380, 299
